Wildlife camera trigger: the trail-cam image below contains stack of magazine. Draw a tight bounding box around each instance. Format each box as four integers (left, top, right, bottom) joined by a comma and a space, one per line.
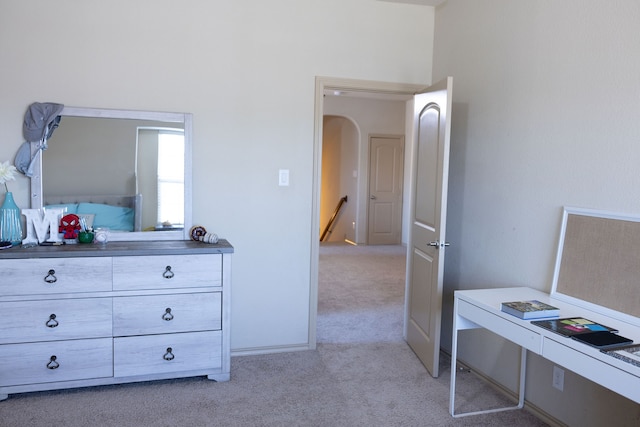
501, 300, 560, 319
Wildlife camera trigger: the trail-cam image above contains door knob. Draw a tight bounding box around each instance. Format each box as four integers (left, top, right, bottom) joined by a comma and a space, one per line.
428, 241, 450, 249
370, 195, 377, 200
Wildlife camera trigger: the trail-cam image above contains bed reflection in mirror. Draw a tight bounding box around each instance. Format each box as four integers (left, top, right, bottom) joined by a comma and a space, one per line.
43, 116, 185, 234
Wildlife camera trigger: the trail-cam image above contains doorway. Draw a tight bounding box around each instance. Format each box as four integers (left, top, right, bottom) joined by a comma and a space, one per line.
310, 77, 427, 347
320, 115, 359, 244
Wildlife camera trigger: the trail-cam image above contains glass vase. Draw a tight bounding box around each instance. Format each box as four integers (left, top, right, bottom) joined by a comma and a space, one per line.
0, 192, 23, 246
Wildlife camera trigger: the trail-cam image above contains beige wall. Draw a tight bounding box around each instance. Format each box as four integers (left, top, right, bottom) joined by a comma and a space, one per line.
321, 116, 358, 243
46, 117, 136, 196
433, 1, 640, 425
44, 117, 156, 197
136, 128, 161, 229
0, 1, 434, 352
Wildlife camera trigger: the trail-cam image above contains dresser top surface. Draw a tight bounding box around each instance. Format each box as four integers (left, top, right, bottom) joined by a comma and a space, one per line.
0, 239, 233, 259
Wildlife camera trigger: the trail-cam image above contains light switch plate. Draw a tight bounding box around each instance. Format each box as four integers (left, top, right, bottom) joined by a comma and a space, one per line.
279, 169, 290, 186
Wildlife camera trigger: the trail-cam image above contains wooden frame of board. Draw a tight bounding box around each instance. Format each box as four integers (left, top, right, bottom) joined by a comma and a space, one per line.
551, 206, 640, 326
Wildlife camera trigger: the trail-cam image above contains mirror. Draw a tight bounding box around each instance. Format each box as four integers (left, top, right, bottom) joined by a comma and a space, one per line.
30, 107, 192, 241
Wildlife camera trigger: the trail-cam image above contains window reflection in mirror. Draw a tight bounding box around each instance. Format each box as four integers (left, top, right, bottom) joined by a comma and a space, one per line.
136, 127, 185, 230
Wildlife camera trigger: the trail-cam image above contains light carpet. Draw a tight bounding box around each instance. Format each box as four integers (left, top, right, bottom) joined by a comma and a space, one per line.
0, 243, 549, 426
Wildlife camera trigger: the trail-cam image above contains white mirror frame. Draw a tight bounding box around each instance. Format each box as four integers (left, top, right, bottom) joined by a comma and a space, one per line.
30, 106, 193, 241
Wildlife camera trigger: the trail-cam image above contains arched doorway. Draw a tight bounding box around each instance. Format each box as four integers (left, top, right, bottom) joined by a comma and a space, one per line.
320, 115, 359, 244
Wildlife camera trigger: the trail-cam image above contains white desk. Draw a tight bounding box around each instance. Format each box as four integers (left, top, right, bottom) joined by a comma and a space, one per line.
450, 287, 640, 418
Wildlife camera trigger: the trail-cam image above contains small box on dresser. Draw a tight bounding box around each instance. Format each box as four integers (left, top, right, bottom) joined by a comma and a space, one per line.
0, 240, 233, 401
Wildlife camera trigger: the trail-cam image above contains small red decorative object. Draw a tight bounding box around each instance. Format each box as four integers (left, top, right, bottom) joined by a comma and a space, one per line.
190, 225, 207, 241
60, 214, 81, 239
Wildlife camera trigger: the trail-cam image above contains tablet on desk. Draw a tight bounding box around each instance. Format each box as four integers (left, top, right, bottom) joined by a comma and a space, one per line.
571, 331, 633, 350
531, 317, 618, 337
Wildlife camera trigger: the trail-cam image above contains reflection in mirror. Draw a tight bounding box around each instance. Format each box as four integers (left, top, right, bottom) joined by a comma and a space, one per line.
32, 107, 192, 241
136, 127, 185, 230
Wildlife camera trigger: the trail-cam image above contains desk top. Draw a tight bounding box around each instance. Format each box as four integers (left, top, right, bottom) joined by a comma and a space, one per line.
456, 287, 640, 341
454, 287, 640, 403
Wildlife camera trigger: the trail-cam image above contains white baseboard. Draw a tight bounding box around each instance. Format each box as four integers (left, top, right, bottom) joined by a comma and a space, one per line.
231, 343, 313, 357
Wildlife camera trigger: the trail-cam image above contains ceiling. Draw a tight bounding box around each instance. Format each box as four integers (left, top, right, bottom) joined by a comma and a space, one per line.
377, 0, 447, 6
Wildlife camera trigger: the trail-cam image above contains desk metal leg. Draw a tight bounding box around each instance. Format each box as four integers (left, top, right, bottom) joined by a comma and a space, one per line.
450, 326, 527, 418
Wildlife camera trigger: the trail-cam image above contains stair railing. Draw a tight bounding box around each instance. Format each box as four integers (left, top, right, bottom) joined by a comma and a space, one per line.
320, 195, 348, 242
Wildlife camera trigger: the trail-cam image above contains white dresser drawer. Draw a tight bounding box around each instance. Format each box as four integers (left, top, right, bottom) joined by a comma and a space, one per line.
0, 338, 113, 387
114, 331, 222, 377
113, 292, 221, 336
0, 257, 112, 296
112, 254, 221, 290
0, 298, 112, 344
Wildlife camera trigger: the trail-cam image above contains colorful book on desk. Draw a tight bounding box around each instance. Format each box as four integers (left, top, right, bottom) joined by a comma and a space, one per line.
531, 317, 618, 336
500, 300, 560, 319
532, 317, 632, 349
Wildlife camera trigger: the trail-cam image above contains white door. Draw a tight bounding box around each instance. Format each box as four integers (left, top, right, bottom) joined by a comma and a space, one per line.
368, 135, 404, 245
405, 77, 453, 377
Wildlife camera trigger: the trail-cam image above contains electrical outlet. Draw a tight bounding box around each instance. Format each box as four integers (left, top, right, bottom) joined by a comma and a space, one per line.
552, 366, 564, 391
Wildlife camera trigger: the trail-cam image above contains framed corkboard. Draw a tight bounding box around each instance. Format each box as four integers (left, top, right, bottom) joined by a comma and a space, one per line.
551, 207, 640, 322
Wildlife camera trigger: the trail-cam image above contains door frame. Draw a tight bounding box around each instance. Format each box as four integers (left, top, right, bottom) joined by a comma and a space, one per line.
310, 76, 427, 347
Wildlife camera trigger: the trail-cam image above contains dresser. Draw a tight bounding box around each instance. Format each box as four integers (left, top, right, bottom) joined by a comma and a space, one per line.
0, 240, 233, 401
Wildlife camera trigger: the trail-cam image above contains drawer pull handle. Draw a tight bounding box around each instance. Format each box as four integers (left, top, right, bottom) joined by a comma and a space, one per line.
163, 266, 175, 279
46, 314, 59, 328
44, 269, 57, 284
47, 355, 60, 370
162, 308, 174, 321
163, 347, 175, 361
